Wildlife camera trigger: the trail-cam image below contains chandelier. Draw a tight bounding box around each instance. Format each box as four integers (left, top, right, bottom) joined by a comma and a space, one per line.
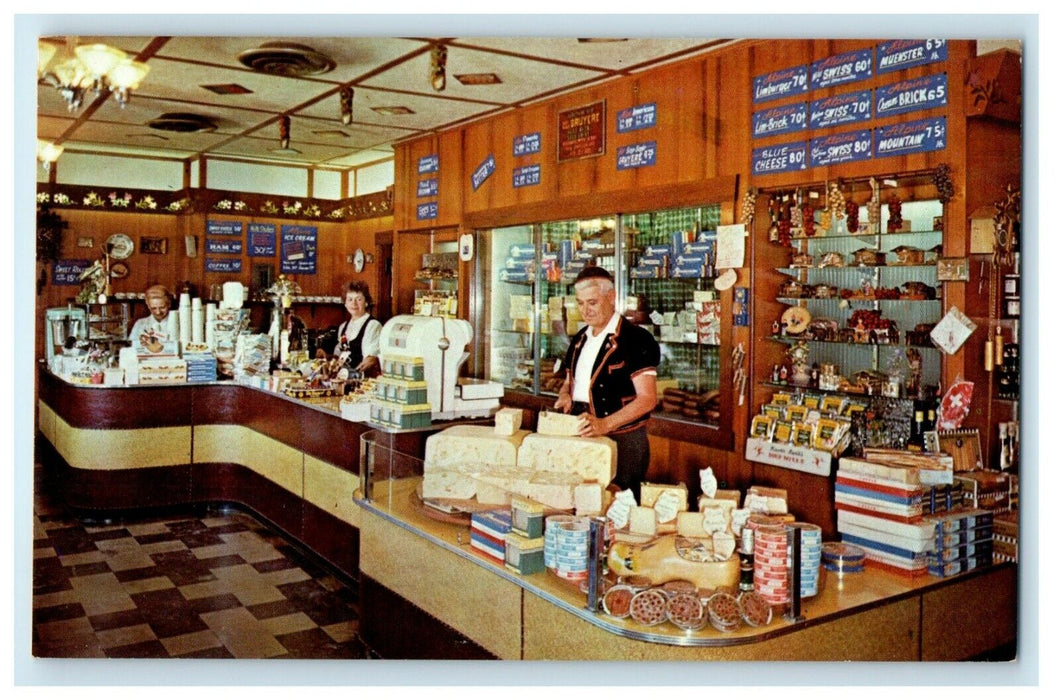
38, 40, 151, 112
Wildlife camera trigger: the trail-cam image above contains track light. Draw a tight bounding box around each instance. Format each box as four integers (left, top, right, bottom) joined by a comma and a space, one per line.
340, 86, 354, 125
430, 45, 447, 92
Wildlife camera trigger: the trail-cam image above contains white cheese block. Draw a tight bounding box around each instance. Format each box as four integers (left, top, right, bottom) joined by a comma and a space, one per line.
629, 506, 658, 536
536, 410, 584, 436
712, 531, 737, 560
522, 472, 581, 510
574, 482, 605, 516
422, 471, 477, 500
516, 433, 616, 484
424, 425, 529, 473
698, 497, 738, 513
676, 511, 710, 538
640, 482, 689, 511
698, 490, 741, 510
493, 407, 524, 436
476, 468, 534, 505
475, 480, 513, 506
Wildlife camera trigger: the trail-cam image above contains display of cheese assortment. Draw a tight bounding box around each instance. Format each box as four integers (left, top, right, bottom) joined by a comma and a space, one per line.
750, 390, 860, 453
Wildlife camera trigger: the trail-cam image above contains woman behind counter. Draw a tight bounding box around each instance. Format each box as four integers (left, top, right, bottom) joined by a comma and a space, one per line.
319, 281, 382, 378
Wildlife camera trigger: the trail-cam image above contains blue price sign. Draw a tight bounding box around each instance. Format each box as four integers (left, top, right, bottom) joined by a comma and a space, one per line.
206, 237, 243, 255
206, 220, 243, 236
810, 49, 874, 90
810, 129, 873, 167
205, 257, 242, 273
417, 202, 438, 221
875, 117, 947, 158
876, 40, 948, 74
471, 154, 495, 191
752, 102, 808, 138
616, 102, 657, 133
810, 90, 873, 129
247, 223, 276, 258
512, 164, 541, 188
418, 154, 439, 174
752, 65, 808, 104
280, 225, 318, 275
53, 259, 91, 285
417, 178, 438, 198
616, 141, 657, 170
751, 141, 807, 175
513, 132, 541, 156
875, 73, 948, 118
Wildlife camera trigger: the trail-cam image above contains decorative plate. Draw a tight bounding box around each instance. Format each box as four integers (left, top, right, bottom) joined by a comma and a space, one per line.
780, 306, 812, 335
110, 261, 129, 279
106, 233, 134, 260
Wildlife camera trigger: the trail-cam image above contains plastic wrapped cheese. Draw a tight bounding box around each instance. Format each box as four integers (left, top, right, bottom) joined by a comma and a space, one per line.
516, 433, 616, 484
424, 425, 529, 473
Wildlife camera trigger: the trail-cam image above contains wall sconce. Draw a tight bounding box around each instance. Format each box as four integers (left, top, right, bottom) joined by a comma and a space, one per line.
279, 114, 290, 149
340, 86, 354, 125
430, 45, 447, 92
37, 139, 64, 170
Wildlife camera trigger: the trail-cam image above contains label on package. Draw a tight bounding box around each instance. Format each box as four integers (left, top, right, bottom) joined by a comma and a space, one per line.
875, 73, 948, 118
874, 117, 947, 158
752, 141, 807, 174
876, 40, 948, 74
810, 129, 873, 167
752, 102, 808, 138
811, 49, 874, 90
752, 65, 809, 104
810, 90, 873, 129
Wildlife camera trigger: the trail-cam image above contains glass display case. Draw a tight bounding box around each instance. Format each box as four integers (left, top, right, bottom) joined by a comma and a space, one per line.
478, 203, 724, 428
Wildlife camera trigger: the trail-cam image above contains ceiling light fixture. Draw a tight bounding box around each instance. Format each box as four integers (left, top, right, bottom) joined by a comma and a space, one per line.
37, 139, 64, 170
279, 114, 291, 150
340, 86, 354, 125
38, 40, 150, 112
430, 44, 447, 92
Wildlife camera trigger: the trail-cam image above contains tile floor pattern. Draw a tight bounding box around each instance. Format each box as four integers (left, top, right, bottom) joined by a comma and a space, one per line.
32, 466, 367, 659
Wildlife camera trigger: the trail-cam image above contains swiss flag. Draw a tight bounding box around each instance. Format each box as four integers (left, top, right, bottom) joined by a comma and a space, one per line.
937, 380, 975, 430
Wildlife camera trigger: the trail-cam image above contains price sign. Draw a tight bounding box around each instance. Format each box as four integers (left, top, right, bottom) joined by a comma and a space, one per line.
751, 141, 807, 175
247, 223, 276, 258
417, 178, 438, 198
513, 132, 541, 156
875, 73, 948, 118
206, 220, 243, 236
810, 90, 873, 129
470, 154, 495, 191
53, 259, 91, 285
616, 141, 657, 170
205, 237, 243, 255
810, 49, 874, 90
418, 154, 439, 174
205, 257, 242, 273
752, 102, 808, 138
512, 164, 541, 188
616, 102, 657, 133
558, 100, 606, 161
280, 225, 318, 275
876, 40, 948, 74
874, 117, 947, 158
810, 129, 873, 167
752, 65, 808, 104
417, 202, 438, 221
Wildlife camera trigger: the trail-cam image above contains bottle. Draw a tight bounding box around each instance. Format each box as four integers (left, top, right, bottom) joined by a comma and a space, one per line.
910, 409, 925, 449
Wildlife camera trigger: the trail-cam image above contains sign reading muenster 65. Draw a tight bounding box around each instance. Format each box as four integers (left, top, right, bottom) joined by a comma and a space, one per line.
752, 102, 808, 138
810, 129, 873, 168
875, 73, 948, 118
874, 117, 947, 158
876, 40, 948, 74
810, 90, 873, 129
810, 49, 874, 90
752, 141, 807, 175
752, 65, 808, 104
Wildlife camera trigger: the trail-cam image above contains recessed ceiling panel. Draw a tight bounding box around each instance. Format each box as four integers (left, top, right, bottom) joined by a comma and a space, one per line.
455, 37, 719, 71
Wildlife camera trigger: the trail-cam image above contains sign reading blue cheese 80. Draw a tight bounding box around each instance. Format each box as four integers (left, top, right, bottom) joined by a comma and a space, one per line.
874, 117, 947, 158
752, 141, 807, 175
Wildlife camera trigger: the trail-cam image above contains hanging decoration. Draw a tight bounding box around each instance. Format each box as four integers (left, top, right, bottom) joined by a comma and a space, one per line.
845, 181, 860, 233
866, 177, 881, 234
826, 181, 846, 232
992, 183, 1020, 267
887, 194, 903, 233
339, 86, 354, 125
740, 188, 757, 226
279, 114, 291, 150
36, 204, 67, 263
801, 198, 816, 237
933, 163, 956, 204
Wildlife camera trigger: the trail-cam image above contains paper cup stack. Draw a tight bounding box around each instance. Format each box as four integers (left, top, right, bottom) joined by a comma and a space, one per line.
545, 515, 590, 582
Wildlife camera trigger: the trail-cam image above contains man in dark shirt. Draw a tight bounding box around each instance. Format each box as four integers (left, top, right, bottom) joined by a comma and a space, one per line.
554, 266, 660, 501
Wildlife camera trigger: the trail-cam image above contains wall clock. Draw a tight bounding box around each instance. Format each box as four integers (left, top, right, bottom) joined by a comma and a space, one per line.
353, 248, 365, 272
106, 233, 134, 260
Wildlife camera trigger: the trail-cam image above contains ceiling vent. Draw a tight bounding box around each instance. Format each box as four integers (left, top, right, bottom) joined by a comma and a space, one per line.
147, 113, 218, 133
237, 42, 336, 76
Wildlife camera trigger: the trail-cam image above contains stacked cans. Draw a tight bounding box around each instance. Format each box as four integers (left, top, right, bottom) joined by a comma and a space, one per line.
753, 523, 823, 605
821, 541, 867, 576
544, 515, 590, 583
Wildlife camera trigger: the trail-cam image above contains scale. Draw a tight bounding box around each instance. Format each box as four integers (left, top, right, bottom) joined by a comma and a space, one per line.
45, 305, 87, 361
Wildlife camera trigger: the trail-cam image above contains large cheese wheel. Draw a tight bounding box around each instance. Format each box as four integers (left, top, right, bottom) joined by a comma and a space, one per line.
424, 425, 529, 473
516, 433, 617, 484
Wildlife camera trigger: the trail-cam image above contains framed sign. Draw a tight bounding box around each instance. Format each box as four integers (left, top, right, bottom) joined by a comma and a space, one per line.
558, 100, 606, 162
140, 237, 168, 255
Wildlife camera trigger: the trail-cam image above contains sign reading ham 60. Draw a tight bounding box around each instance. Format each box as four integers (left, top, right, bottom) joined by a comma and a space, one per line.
752, 141, 807, 175
875, 73, 948, 118
874, 117, 947, 158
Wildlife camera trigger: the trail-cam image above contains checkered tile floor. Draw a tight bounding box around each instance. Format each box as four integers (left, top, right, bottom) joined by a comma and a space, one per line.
32, 465, 366, 659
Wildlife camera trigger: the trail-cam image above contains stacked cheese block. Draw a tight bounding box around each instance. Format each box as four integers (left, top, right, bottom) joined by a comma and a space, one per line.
421, 408, 615, 511
371, 355, 432, 429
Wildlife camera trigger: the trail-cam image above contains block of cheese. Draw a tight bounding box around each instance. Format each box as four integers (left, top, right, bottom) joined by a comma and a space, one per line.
521, 471, 581, 510
574, 482, 605, 516
475, 480, 514, 506
516, 433, 616, 484
698, 490, 741, 510
422, 471, 477, 500
629, 505, 658, 536
698, 498, 737, 514
676, 511, 710, 538
424, 425, 529, 473
744, 486, 788, 514
536, 410, 584, 436
639, 482, 689, 511
475, 467, 535, 505
494, 407, 524, 436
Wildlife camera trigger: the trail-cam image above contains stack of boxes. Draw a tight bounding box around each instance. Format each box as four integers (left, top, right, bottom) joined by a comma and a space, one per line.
370, 355, 432, 429
505, 496, 546, 575
499, 242, 536, 283
924, 509, 995, 578
470, 509, 512, 564
183, 350, 218, 383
